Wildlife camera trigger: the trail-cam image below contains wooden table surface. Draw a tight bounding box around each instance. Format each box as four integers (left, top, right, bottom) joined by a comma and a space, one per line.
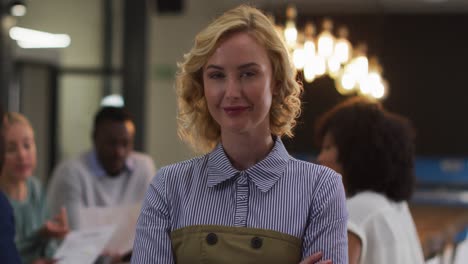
410, 204, 468, 259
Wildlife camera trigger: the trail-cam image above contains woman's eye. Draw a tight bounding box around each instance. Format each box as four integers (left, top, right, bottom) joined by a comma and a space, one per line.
6, 145, 17, 154
241, 71, 256, 78
208, 72, 225, 79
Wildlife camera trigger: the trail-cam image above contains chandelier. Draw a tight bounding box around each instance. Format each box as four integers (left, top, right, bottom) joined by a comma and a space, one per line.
274, 5, 389, 100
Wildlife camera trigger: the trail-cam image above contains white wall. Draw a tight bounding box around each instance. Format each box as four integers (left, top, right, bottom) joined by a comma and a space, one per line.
15, 0, 105, 162
18, 0, 102, 67
20, 66, 52, 182
17, 0, 103, 67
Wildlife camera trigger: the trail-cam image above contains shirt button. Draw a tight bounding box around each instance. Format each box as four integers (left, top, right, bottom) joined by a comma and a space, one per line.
206, 233, 218, 245
251, 236, 263, 249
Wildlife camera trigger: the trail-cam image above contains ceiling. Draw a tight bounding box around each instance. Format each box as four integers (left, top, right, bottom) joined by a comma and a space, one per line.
244, 0, 468, 14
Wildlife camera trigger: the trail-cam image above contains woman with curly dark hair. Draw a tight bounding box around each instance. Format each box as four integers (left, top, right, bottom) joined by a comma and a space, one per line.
315, 96, 424, 264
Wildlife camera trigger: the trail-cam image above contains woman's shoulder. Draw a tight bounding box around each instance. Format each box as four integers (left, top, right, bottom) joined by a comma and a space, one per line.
150, 155, 210, 196
26, 177, 46, 204
347, 191, 396, 223
287, 158, 342, 181
348, 191, 389, 207
26, 177, 44, 196
281, 159, 345, 202
161, 155, 207, 170
157, 155, 209, 181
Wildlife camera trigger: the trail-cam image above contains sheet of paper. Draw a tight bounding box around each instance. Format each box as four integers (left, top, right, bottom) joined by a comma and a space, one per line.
54, 225, 115, 264
454, 238, 468, 264
77, 203, 141, 254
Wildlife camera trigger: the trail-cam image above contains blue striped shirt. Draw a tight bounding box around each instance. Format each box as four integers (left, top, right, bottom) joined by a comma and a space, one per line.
132, 138, 348, 263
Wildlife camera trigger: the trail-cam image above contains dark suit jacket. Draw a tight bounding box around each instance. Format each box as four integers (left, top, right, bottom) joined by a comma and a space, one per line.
0, 191, 21, 264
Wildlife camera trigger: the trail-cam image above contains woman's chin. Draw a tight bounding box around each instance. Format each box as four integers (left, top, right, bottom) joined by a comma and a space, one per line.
14, 172, 33, 181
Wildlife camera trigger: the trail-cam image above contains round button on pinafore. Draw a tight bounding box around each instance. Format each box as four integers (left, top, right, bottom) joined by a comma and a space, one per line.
206, 233, 218, 245
251, 237, 263, 249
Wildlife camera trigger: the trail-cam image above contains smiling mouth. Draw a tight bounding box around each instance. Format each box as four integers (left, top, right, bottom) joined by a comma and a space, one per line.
223, 106, 249, 114
16, 165, 31, 171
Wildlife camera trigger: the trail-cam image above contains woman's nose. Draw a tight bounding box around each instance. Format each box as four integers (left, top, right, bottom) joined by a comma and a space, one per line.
16, 147, 28, 161
225, 78, 241, 98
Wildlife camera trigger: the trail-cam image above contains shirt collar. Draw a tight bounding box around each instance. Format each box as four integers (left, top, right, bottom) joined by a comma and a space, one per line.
207, 137, 290, 192
87, 150, 135, 178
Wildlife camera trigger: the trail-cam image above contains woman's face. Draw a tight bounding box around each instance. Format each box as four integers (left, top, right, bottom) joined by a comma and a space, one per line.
2, 122, 37, 181
203, 31, 274, 136
317, 132, 343, 175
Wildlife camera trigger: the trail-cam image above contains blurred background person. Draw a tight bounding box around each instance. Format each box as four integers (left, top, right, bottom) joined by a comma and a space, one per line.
47, 106, 155, 229
315, 96, 425, 264
47, 106, 156, 262
0, 105, 22, 263
0, 112, 68, 264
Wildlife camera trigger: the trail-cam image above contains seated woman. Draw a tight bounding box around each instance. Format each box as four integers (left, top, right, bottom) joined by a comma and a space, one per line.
315, 96, 425, 264
0, 112, 68, 264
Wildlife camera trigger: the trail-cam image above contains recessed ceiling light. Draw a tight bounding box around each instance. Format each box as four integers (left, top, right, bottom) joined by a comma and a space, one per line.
10, 4, 26, 16
101, 94, 125, 107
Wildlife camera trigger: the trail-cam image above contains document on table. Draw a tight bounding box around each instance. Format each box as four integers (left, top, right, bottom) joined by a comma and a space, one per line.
77, 203, 141, 254
53, 203, 141, 263
54, 225, 115, 264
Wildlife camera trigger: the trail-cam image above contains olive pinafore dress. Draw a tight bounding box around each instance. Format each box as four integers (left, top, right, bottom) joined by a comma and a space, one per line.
171, 225, 302, 264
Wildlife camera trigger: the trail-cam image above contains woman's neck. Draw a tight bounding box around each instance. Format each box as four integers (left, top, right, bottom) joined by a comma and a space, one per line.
0, 175, 27, 201
221, 130, 274, 171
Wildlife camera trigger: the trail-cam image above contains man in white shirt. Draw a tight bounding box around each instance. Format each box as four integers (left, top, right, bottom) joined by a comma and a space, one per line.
47, 107, 156, 230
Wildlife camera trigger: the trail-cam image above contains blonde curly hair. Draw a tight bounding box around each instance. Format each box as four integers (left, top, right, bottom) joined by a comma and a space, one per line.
176, 5, 303, 153
4, 112, 33, 131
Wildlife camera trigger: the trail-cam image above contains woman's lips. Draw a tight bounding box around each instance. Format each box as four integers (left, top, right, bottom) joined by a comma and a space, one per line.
223, 106, 249, 115
15, 164, 32, 173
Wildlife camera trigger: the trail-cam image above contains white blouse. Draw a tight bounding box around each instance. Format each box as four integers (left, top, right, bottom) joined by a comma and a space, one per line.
347, 191, 425, 264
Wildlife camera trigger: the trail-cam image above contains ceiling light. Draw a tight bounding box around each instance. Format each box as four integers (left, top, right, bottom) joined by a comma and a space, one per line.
9, 1, 27, 17
9, 27, 71, 48
274, 5, 389, 100
101, 94, 124, 107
